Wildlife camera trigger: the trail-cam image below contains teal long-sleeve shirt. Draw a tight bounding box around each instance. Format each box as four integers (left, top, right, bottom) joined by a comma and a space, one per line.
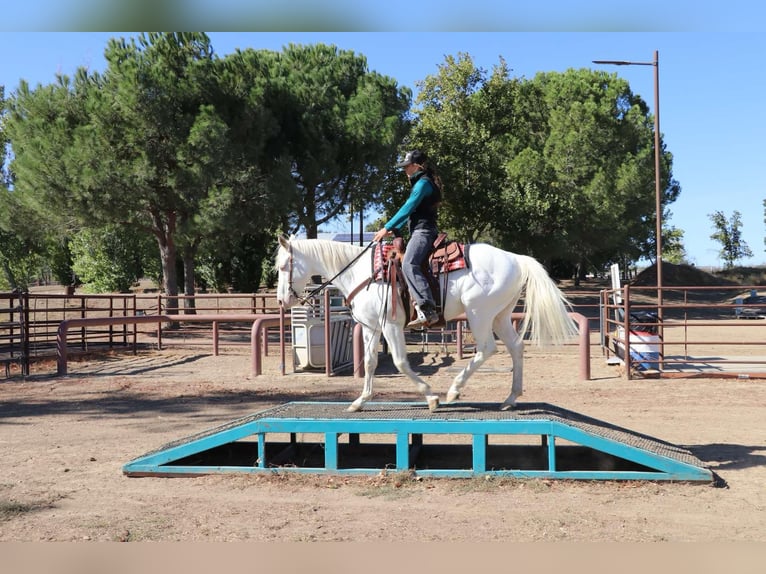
384, 176, 436, 231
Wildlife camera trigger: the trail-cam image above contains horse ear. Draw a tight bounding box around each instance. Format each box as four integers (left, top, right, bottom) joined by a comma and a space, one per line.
278, 235, 289, 249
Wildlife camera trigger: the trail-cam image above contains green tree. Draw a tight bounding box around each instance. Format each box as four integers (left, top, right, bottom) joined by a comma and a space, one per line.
266, 43, 411, 238
2, 72, 89, 289
5, 33, 285, 308
659, 225, 688, 265
709, 210, 752, 268
85, 33, 227, 311
0, 85, 6, 187
2, 85, 70, 290
182, 47, 296, 294
400, 58, 680, 277
523, 68, 680, 272
69, 224, 153, 293
0, 186, 77, 291
407, 53, 510, 243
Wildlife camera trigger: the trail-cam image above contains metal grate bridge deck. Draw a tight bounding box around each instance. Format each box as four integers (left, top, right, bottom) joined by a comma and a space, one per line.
123, 401, 712, 481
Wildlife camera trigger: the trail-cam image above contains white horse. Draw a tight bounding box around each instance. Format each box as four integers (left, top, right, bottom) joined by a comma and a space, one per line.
276, 235, 578, 412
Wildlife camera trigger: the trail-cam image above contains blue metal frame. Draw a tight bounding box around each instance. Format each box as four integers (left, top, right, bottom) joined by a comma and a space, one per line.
123, 402, 712, 482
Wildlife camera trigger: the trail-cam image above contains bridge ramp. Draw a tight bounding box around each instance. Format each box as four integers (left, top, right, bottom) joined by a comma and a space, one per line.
123, 401, 712, 482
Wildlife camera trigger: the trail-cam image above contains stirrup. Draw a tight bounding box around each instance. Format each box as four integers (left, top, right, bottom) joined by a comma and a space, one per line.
407, 317, 428, 329
407, 306, 439, 329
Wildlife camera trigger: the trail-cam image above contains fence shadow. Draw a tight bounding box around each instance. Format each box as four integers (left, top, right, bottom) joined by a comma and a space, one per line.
686, 443, 766, 471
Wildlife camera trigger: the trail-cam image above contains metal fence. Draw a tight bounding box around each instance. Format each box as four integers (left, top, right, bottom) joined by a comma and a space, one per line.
0, 290, 282, 377
601, 284, 766, 379
1, 291, 29, 376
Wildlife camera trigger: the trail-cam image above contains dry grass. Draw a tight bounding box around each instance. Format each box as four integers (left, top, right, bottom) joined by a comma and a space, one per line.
0, 496, 64, 522
715, 266, 766, 286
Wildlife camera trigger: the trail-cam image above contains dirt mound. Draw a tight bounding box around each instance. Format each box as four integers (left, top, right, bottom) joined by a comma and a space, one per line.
631, 261, 738, 287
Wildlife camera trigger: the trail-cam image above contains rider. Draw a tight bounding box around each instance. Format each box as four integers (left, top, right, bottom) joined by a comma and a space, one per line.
373, 149, 442, 329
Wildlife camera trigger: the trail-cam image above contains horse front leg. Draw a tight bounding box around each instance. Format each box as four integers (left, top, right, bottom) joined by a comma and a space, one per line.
384, 324, 439, 411
347, 326, 380, 412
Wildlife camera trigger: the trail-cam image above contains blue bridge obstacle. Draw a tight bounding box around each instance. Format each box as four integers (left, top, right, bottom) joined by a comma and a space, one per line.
123, 401, 712, 482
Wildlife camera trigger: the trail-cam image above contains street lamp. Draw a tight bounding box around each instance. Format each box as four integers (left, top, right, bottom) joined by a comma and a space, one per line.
593, 51, 663, 341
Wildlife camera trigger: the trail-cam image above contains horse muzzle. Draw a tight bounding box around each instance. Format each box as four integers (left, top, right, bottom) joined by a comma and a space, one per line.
277, 290, 301, 309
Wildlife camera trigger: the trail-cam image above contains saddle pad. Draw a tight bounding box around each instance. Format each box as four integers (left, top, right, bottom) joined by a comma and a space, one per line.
373, 244, 396, 281
431, 242, 469, 274
441, 256, 468, 273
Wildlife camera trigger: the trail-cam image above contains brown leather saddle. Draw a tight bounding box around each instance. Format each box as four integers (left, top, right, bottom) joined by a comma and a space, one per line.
429, 233, 470, 276
372, 233, 470, 327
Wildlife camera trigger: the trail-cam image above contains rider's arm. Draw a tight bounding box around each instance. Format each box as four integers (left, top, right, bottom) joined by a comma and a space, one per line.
383, 179, 432, 231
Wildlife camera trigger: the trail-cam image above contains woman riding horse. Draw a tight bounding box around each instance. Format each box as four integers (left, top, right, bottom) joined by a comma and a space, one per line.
373, 150, 442, 329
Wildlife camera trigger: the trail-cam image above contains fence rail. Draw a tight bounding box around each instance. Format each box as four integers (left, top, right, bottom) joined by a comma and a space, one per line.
1, 290, 281, 377
0, 292, 29, 376
601, 284, 766, 379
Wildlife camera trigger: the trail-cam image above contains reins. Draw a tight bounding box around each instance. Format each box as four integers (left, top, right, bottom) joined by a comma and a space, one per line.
293, 240, 376, 306
286, 239, 395, 338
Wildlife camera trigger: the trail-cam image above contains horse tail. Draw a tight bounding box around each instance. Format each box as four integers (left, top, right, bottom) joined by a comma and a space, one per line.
516, 255, 579, 346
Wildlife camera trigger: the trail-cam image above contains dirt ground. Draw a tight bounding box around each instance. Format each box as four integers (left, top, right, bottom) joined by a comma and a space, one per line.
1, 318, 765, 543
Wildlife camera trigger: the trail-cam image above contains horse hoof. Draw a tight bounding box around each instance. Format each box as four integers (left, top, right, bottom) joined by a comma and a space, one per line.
499, 401, 516, 411
426, 395, 440, 411
347, 402, 362, 412
444, 390, 460, 404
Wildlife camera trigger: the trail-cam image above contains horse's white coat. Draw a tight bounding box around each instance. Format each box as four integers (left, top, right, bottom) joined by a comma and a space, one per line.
276, 236, 578, 411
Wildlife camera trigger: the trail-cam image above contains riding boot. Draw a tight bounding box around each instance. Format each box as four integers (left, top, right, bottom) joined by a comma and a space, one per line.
407, 302, 440, 329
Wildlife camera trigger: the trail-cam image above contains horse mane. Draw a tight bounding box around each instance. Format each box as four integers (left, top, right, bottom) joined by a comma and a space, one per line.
291, 238, 366, 271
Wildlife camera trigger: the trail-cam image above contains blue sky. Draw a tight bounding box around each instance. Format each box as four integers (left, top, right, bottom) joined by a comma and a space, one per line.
2, 31, 765, 268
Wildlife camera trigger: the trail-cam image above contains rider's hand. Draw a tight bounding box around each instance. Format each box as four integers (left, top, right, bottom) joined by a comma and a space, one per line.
373, 228, 391, 243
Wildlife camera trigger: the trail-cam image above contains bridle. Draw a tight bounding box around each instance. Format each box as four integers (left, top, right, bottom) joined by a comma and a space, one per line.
283, 239, 398, 339
284, 242, 304, 304
282, 239, 376, 307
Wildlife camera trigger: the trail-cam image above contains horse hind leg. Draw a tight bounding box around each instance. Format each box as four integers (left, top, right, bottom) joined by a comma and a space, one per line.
492, 307, 524, 410
445, 314, 497, 404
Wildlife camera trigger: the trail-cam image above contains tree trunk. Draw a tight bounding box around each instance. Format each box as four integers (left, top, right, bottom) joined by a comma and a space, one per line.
153, 211, 179, 317
303, 186, 322, 284
183, 245, 197, 315
304, 198, 318, 239
158, 239, 179, 315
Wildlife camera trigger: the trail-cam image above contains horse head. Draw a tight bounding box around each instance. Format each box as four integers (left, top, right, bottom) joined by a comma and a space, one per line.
275, 235, 311, 308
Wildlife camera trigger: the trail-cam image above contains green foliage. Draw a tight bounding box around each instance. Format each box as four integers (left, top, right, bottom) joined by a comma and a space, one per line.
193, 257, 226, 293
261, 263, 278, 290
2, 36, 685, 290
4, 33, 290, 299
0, 185, 53, 290
69, 225, 152, 293
196, 232, 274, 292
264, 43, 411, 237
45, 239, 77, 286
0, 235, 46, 291
709, 210, 753, 269
404, 58, 679, 275
409, 53, 509, 243
660, 225, 688, 265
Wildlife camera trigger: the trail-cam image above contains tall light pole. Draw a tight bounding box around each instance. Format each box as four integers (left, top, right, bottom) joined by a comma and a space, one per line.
594, 51, 663, 337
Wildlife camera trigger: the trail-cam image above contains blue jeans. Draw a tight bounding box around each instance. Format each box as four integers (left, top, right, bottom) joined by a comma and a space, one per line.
403, 228, 438, 309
